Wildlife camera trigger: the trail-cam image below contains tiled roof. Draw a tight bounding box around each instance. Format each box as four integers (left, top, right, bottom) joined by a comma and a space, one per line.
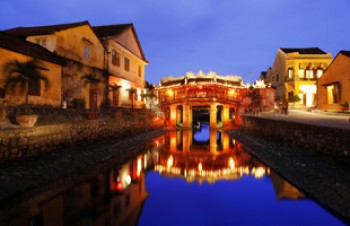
280, 47, 327, 54
0, 31, 65, 65
92, 24, 132, 38
4, 21, 89, 37
340, 50, 350, 58
93, 23, 147, 62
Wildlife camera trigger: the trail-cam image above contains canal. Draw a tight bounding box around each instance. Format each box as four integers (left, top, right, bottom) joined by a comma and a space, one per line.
0, 124, 345, 226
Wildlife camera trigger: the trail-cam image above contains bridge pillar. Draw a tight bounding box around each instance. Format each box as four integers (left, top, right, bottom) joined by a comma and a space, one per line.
210, 103, 217, 129
223, 105, 230, 127
169, 105, 177, 127
210, 129, 217, 153
182, 105, 191, 129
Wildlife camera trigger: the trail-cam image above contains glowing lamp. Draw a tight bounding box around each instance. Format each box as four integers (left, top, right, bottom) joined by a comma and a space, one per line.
228, 158, 235, 169
198, 163, 203, 171
167, 155, 174, 168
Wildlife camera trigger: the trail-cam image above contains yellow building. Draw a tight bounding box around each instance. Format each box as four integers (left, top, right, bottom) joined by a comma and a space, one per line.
0, 32, 64, 107
317, 51, 350, 111
5, 21, 107, 110
265, 48, 332, 107
93, 24, 149, 109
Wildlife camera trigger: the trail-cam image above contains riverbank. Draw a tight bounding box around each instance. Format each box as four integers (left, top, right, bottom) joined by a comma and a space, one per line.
225, 128, 350, 224
0, 128, 168, 215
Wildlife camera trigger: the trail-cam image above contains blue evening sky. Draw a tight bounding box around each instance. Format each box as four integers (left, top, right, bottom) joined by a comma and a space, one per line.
1, 0, 349, 85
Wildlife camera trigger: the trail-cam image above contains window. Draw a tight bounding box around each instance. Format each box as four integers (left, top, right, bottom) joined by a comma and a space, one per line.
28, 78, 40, 96
124, 57, 130, 71
138, 65, 142, 77
83, 45, 90, 60
306, 69, 314, 79
326, 84, 340, 104
287, 67, 294, 79
36, 38, 46, 47
276, 74, 280, 82
298, 69, 305, 79
316, 68, 323, 78
112, 50, 120, 66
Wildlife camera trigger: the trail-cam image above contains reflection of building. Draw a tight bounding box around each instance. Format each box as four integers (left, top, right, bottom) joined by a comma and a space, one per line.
270, 171, 305, 200
0, 152, 155, 226
264, 48, 332, 107
157, 71, 275, 128
317, 51, 350, 111
154, 128, 269, 184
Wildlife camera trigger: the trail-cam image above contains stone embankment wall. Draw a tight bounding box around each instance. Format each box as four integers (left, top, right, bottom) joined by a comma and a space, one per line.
0, 118, 163, 160
241, 116, 350, 156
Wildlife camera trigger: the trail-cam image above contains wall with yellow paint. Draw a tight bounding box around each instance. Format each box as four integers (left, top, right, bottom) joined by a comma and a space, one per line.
317, 53, 350, 111
0, 48, 62, 106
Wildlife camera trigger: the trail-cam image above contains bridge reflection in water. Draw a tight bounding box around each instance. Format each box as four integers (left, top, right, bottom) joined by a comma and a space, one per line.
0, 126, 344, 226
154, 123, 271, 184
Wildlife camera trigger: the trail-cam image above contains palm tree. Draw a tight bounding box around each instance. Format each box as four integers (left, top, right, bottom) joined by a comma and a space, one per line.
127, 87, 137, 110
80, 73, 101, 111
108, 83, 121, 107
4, 59, 49, 114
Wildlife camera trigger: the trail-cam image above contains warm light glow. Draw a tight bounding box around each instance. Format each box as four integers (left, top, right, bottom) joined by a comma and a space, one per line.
125, 175, 132, 185
156, 140, 159, 147
121, 82, 131, 90
229, 89, 235, 95
167, 90, 174, 96
137, 88, 142, 101
137, 158, 142, 176
198, 162, 203, 171
167, 155, 174, 168
252, 167, 266, 179
228, 158, 235, 169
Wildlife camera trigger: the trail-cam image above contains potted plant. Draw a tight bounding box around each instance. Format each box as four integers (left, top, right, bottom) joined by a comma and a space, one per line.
81, 73, 101, 120
72, 97, 86, 110
4, 59, 49, 127
341, 101, 349, 111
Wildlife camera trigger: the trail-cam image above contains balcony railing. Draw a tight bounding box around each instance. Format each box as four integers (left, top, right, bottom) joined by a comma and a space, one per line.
159, 95, 239, 105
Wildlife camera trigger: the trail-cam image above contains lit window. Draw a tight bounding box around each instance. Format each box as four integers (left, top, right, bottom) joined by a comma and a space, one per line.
83, 45, 90, 60
316, 68, 323, 78
124, 57, 130, 71
306, 69, 314, 79
298, 69, 305, 78
287, 68, 294, 79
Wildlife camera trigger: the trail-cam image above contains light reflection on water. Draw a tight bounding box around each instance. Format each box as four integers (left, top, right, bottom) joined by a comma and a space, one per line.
0, 124, 345, 226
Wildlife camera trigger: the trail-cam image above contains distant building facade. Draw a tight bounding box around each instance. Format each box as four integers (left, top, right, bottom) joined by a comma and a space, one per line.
317, 51, 350, 111
264, 48, 332, 107
93, 24, 148, 109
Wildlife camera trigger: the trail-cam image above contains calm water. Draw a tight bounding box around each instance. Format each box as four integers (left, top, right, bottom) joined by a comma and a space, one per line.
0, 124, 345, 226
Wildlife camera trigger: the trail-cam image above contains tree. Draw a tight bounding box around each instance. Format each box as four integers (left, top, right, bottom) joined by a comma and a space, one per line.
80, 73, 101, 111
108, 83, 121, 107
141, 92, 157, 110
127, 87, 137, 110
4, 59, 49, 114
